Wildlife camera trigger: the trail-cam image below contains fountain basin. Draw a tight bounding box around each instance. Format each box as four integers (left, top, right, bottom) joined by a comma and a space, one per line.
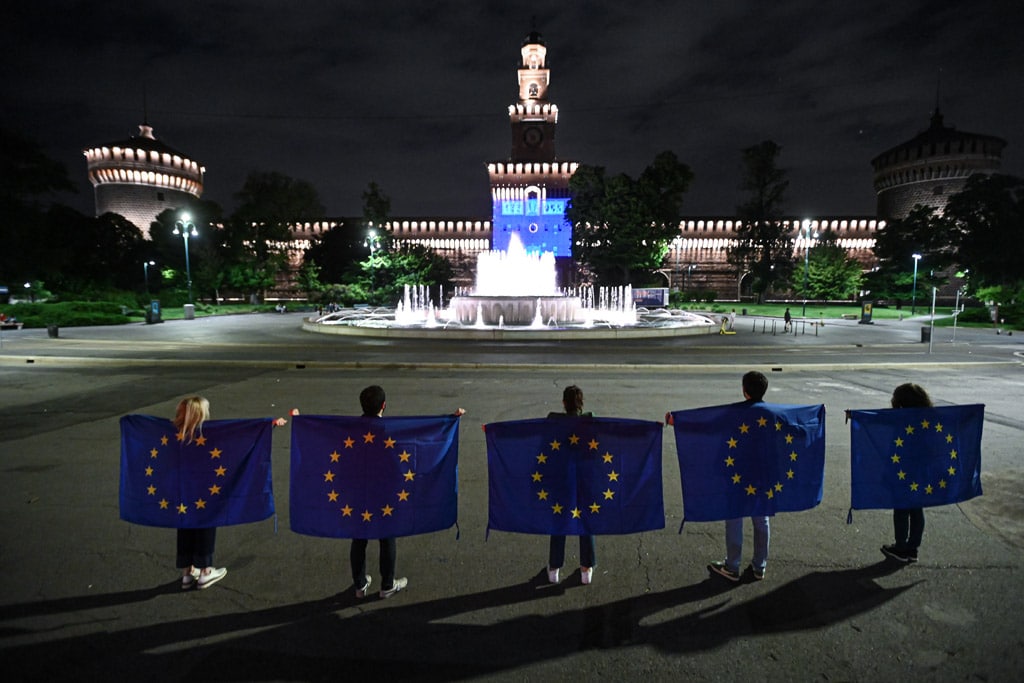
450, 295, 582, 326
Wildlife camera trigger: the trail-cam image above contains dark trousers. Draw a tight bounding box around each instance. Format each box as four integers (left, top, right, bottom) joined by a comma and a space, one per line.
176, 528, 216, 569
351, 538, 397, 590
893, 508, 925, 551
548, 535, 596, 569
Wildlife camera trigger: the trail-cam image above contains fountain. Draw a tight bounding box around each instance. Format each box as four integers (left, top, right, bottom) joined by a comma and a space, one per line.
305, 233, 717, 339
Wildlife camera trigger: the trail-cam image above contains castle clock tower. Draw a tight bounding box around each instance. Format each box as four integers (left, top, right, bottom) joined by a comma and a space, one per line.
510, 32, 557, 163
488, 29, 578, 257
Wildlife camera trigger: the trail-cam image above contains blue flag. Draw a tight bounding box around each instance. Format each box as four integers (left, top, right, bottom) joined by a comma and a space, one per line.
119, 415, 275, 528
670, 402, 826, 522
289, 414, 460, 538
485, 417, 664, 535
849, 404, 984, 510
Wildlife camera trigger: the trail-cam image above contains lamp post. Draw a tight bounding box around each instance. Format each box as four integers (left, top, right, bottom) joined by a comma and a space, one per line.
364, 229, 380, 294
672, 236, 682, 291
911, 253, 922, 315
143, 260, 155, 293
801, 220, 817, 317
173, 213, 198, 305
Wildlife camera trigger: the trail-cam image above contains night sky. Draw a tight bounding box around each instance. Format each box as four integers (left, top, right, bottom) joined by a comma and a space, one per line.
5, 1, 1023, 220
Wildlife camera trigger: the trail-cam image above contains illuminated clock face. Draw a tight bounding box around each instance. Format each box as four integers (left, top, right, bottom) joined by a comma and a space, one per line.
523, 126, 544, 147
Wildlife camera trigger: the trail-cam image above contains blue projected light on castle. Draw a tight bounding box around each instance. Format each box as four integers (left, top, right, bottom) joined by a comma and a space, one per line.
492, 197, 572, 256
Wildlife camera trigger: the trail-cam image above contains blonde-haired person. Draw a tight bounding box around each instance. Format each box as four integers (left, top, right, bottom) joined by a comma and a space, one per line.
174, 396, 287, 590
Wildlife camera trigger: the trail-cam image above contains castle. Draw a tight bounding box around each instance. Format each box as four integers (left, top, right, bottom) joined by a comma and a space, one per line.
84, 30, 1005, 300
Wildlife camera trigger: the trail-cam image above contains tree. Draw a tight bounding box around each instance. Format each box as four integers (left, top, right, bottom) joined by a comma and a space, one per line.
0, 127, 77, 285
727, 141, 793, 303
224, 171, 325, 303
303, 224, 366, 284
944, 173, 1024, 298
566, 150, 694, 285
867, 205, 952, 303
798, 231, 864, 300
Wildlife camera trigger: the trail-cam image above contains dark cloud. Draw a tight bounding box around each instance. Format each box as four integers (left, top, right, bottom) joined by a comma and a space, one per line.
3, 1, 1022, 219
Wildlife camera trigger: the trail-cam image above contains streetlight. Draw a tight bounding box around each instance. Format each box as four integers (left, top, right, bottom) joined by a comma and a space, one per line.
672, 236, 682, 291
173, 212, 198, 305
364, 229, 380, 294
143, 260, 156, 293
911, 253, 922, 315
801, 220, 818, 317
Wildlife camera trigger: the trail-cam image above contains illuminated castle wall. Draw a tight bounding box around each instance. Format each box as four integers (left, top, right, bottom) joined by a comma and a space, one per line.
83, 123, 205, 237
488, 31, 577, 256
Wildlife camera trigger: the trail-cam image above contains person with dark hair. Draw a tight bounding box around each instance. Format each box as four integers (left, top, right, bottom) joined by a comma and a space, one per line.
783, 307, 792, 332
708, 371, 771, 583
882, 383, 933, 563
350, 385, 465, 599
546, 385, 597, 585
351, 385, 405, 599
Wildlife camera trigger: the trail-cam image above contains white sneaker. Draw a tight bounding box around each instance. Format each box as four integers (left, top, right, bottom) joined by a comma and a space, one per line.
355, 575, 372, 598
380, 576, 407, 599
197, 567, 227, 590
181, 567, 200, 590
581, 567, 593, 585
547, 567, 560, 584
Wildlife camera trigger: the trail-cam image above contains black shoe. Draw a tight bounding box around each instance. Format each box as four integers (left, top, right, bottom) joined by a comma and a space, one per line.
708, 561, 741, 582
881, 545, 914, 563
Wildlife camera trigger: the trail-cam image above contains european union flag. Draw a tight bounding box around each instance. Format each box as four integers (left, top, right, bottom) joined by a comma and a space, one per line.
289, 414, 460, 538
670, 402, 826, 522
119, 415, 275, 528
849, 404, 984, 510
485, 417, 664, 535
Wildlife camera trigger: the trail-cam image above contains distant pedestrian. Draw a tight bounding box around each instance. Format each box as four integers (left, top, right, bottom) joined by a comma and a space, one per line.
783, 307, 792, 332
728, 309, 737, 331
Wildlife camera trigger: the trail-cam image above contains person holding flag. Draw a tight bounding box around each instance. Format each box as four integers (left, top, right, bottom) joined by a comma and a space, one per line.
546, 385, 597, 585
847, 385, 984, 565
120, 396, 287, 591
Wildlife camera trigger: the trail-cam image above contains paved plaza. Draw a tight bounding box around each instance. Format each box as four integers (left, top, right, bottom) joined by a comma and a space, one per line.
1, 313, 1022, 681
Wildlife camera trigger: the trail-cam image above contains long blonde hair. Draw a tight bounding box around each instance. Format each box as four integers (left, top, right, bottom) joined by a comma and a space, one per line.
174, 396, 210, 444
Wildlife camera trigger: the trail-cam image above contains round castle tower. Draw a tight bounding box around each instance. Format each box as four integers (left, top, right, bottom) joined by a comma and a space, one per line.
83, 122, 204, 237
871, 108, 1005, 220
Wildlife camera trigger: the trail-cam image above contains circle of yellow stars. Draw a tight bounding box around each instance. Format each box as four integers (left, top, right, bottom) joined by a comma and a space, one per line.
144, 431, 227, 515
321, 428, 415, 523
533, 431, 617, 520
890, 417, 958, 496
723, 414, 798, 500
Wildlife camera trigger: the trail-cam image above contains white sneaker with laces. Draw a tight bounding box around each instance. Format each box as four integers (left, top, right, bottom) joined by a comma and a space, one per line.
379, 576, 408, 599
197, 567, 227, 590
547, 567, 560, 584
581, 567, 593, 585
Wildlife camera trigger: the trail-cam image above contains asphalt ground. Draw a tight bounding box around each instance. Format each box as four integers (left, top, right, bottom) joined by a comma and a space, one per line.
0, 313, 1022, 682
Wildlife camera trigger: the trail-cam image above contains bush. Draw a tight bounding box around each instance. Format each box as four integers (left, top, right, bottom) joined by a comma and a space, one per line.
0, 301, 133, 328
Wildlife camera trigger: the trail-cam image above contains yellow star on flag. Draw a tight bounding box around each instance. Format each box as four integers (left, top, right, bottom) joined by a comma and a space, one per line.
215, 466, 226, 477
785, 434, 794, 444
384, 437, 396, 448
341, 505, 353, 516
150, 448, 159, 458
328, 490, 339, 502
208, 484, 221, 495
399, 450, 411, 462
531, 471, 543, 482
329, 451, 340, 462
537, 453, 548, 464
589, 503, 600, 513
910, 482, 919, 491
571, 507, 582, 518
209, 448, 222, 459
537, 489, 549, 500
344, 437, 355, 448
195, 435, 207, 446
549, 439, 561, 450
757, 416, 768, 427
607, 470, 619, 482
891, 454, 900, 463
727, 437, 738, 448
147, 485, 156, 495
568, 434, 580, 445
397, 490, 410, 501
159, 499, 169, 509
363, 431, 375, 444
732, 473, 742, 484
552, 503, 563, 514
177, 503, 188, 514
324, 470, 335, 482
905, 425, 915, 435
195, 498, 206, 509
739, 423, 750, 434
382, 504, 394, 516
160, 435, 168, 445
602, 452, 613, 463
603, 488, 615, 500
361, 510, 373, 521
725, 456, 735, 466
403, 469, 416, 481
745, 484, 757, 496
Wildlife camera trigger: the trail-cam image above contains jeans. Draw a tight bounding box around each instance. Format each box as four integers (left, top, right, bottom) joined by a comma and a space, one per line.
893, 508, 925, 551
548, 535, 596, 569
176, 528, 216, 569
351, 538, 397, 590
725, 517, 769, 573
